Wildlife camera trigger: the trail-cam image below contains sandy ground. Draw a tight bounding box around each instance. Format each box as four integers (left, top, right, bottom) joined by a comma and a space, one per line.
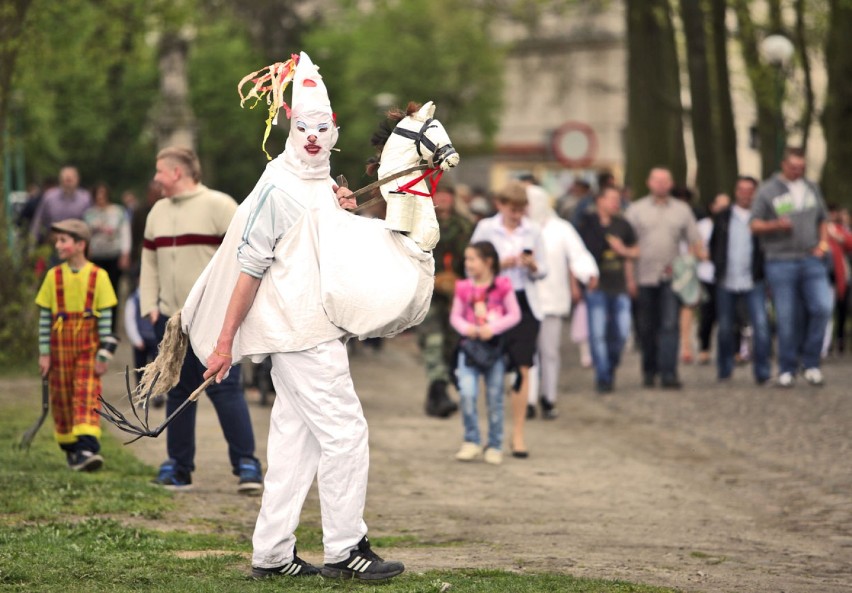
11, 326, 852, 593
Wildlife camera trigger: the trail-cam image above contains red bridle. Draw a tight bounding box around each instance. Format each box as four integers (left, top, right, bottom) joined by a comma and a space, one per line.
394, 167, 444, 198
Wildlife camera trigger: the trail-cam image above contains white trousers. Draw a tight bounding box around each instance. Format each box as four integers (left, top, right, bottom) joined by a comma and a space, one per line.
530, 315, 563, 405
252, 339, 369, 567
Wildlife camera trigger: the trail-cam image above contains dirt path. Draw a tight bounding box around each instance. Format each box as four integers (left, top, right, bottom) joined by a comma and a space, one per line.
67, 330, 852, 592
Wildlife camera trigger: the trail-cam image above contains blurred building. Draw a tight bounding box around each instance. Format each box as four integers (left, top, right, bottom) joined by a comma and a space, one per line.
457, 2, 826, 202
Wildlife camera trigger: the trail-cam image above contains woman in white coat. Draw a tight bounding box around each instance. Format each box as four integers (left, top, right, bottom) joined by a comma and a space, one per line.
526, 184, 599, 418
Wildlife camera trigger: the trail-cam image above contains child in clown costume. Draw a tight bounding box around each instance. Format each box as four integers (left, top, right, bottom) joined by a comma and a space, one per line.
196, 52, 407, 580
35, 219, 118, 471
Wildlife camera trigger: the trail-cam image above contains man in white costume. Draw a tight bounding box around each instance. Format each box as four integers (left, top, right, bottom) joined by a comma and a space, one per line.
203, 52, 405, 581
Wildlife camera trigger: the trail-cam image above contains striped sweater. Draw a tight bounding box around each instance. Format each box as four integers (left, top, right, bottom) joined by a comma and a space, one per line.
140, 184, 237, 317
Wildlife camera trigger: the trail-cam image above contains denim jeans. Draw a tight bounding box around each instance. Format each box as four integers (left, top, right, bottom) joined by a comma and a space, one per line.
637, 282, 680, 380
155, 316, 258, 474
764, 257, 833, 374
586, 290, 632, 385
716, 282, 771, 382
455, 351, 505, 451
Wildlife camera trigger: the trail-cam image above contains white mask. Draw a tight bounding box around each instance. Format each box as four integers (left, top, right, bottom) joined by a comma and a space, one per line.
281, 106, 339, 179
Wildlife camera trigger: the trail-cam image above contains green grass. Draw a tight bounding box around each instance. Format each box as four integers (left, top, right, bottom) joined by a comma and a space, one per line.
0, 400, 680, 593
1, 404, 173, 521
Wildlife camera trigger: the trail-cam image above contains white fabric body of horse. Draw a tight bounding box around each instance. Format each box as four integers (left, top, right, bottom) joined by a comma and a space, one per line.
180, 154, 435, 364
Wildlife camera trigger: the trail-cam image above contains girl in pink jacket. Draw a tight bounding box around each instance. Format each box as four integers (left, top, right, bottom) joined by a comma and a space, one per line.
450, 241, 521, 464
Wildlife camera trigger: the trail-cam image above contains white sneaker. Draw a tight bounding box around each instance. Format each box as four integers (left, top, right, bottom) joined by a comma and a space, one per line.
483, 448, 503, 465
455, 442, 482, 461
803, 367, 824, 386
776, 372, 795, 388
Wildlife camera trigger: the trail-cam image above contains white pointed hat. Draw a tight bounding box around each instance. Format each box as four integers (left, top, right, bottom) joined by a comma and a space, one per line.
291, 51, 332, 115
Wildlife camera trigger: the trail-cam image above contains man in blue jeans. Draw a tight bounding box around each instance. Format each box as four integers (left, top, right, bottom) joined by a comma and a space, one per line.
625, 168, 703, 389
140, 147, 261, 492
709, 176, 771, 384
578, 186, 638, 392
751, 147, 833, 387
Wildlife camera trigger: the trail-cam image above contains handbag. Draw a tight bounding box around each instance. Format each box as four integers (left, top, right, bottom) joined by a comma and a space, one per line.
460, 336, 503, 371
671, 254, 706, 307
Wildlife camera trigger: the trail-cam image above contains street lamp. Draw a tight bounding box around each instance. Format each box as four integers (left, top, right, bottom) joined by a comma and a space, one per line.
373, 92, 397, 116
759, 34, 795, 171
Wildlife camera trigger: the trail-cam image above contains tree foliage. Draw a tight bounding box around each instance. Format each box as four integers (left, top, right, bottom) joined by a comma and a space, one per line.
187, 12, 268, 199
303, 0, 505, 186
12, 0, 159, 192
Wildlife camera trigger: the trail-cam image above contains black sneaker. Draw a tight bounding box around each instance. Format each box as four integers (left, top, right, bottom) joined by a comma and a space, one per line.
152, 459, 193, 491
251, 548, 319, 578
68, 450, 104, 472
540, 398, 559, 419
425, 380, 457, 418
321, 536, 404, 581
595, 381, 614, 394
660, 375, 683, 390
237, 458, 263, 494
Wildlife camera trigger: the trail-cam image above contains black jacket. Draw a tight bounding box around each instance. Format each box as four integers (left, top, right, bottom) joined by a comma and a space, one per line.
709, 207, 765, 284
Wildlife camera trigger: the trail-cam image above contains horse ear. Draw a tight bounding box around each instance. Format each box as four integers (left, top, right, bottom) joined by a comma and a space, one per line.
417, 101, 436, 120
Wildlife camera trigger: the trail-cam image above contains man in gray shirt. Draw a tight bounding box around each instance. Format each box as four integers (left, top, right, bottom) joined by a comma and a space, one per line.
751, 147, 832, 387
625, 167, 703, 388
30, 166, 92, 245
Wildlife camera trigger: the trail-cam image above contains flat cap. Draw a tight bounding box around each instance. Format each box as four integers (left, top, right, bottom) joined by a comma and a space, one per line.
51, 219, 91, 242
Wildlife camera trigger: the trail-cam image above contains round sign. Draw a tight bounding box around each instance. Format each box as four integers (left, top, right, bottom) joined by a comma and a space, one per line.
551, 121, 597, 168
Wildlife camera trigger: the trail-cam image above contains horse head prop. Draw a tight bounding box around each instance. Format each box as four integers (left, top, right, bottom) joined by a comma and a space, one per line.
368, 101, 459, 251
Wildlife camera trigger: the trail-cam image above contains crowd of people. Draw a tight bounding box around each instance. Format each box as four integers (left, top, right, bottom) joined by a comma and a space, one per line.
24, 145, 849, 471
419, 147, 847, 469
22, 144, 849, 469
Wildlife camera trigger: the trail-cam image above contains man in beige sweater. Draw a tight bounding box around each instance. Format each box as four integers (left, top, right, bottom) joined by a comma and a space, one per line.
140, 146, 261, 493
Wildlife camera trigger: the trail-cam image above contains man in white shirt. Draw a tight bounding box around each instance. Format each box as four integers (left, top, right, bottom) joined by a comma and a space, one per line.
708, 176, 771, 384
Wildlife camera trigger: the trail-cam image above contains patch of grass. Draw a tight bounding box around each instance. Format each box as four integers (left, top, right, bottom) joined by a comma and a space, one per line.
1, 403, 173, 522
0, 519, 680, 593
0, 398, 680, 593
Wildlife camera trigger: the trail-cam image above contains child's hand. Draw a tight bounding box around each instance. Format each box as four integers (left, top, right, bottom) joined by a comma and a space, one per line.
38, 355, 50, 377
479, 324, 494, 341
466, 325, 479, 339
94, 360, 108, 377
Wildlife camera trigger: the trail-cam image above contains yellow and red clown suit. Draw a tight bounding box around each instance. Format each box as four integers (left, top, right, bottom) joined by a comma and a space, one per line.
35, 262, 117, 451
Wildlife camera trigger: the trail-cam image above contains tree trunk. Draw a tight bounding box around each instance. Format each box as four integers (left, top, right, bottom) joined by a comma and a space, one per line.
153, 30, 196, 151
625, 0, 687, 197
709, 0, 739, 190
0, 0, 34, 211
793, 0, 815, 152
681, 0, 719, 204
732, 0, 784, 178
821, 0, 852, 207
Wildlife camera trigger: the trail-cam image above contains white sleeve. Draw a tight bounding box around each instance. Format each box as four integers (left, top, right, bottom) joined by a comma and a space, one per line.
470, 219, 487, 244
119, 210, 132, 256
563, 222, 599, 283
236, 184, 287, 279
124, 296, 143, 347
530, 228, 548, 280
